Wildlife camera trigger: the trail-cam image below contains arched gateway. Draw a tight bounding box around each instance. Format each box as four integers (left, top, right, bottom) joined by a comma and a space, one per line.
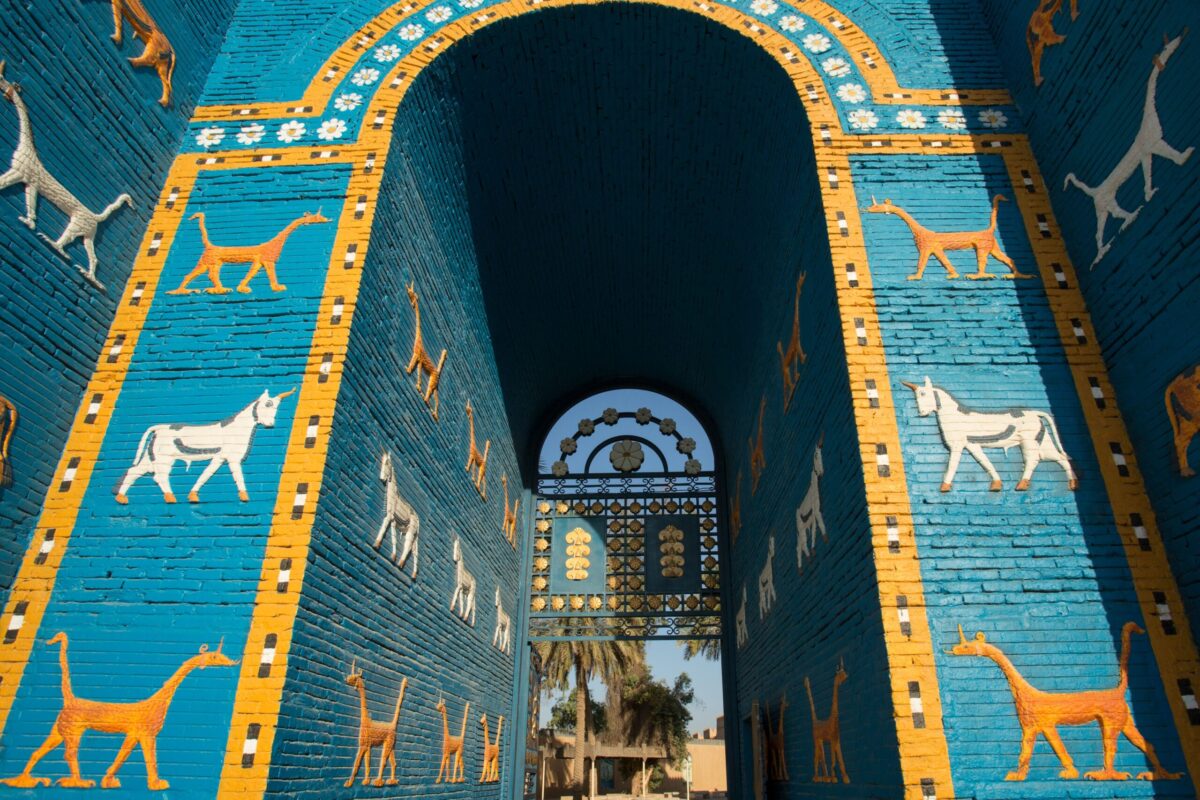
0, 1, 1196, 799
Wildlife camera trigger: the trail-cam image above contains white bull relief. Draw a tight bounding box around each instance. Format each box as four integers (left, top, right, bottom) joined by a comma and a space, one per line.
902, 377, 1077, 493
115, 388, 295, 504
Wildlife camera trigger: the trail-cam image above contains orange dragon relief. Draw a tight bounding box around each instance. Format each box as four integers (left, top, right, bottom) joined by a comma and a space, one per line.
949, 623, 1181, 781
3, 632, 237, 790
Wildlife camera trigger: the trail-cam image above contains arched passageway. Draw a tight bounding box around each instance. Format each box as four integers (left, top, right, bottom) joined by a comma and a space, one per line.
0, 1, 1195, 799
319, 8, 885, 796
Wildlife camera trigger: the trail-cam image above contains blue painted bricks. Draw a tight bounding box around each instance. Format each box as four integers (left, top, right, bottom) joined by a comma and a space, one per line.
0, 1, 1197, 799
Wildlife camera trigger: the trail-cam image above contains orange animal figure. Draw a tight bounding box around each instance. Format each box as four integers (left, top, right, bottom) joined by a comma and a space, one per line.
106, 0, 176, 106
730, 471, 743, 544
749, 396, 766, 495
777, 272, 807, 412
1165, 364, 1200, 476
479, 713, 503, 783
1027, 0, 1080, 88
0, 394, 16, 486
465, 400, 490, 499
949, 623, 1181, 781
405, 282, 447, 420
866, 195, 1030, 281
344, 661, 408, 787
501, 473, 519, 545
805, 659, 850, 784
436, 697, 470, 783
2, 632, 236, 790
168, 209, 329, 295
764, 693, 789, 782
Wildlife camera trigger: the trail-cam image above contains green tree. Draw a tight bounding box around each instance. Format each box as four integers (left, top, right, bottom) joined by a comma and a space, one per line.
535, 629, 644, 799
548, 688, 607, 736
622, 670, 695, 767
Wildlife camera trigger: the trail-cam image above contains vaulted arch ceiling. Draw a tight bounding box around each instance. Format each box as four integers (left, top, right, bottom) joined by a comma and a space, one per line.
387, 3, 829, 468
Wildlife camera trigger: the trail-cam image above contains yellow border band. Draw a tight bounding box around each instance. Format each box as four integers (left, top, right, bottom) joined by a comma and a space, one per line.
820, 147, 956, 799
0, 158, 195, 728
191, 0, 1008, 122
217, 149, 384, 797
1004, 143, 1200, 795
0, 4, 1192, 800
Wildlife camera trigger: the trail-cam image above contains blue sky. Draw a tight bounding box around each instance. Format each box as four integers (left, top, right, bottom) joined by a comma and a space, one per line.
536, 388, 716, 473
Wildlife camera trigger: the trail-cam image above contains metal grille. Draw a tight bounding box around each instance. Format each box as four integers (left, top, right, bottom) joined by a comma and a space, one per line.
530, 471, 722, 641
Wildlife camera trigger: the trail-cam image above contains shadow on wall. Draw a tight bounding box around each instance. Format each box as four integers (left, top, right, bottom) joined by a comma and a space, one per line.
978, 0, 1200, 648
880, 2, 1198, 796
379, 4, 907, 797
0, 0, 241, 594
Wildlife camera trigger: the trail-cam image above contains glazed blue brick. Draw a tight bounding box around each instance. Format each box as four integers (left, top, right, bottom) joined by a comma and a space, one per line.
0, 0, 240, 596
977, 0, 1200, 643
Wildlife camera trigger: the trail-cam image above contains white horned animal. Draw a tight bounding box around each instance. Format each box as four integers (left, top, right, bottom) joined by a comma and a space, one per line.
1063, 30, 1193, 268
902, 377, 1077, 493
0, 61, 132, 291
116, 388, 295, 504
374, 450, 420, 578
450, 535, 477, 626
735, 585, 749, 649
492, 586, 511, 654
795, 437, 826, 572
758, 535, 777, 619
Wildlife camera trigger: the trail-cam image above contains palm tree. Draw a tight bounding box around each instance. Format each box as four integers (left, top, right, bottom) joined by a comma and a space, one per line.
680, 616, 721, 660
536, 625, 644, 799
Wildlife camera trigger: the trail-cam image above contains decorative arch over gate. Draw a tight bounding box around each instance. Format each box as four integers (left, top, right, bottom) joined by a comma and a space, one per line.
0, 1, 1195, 799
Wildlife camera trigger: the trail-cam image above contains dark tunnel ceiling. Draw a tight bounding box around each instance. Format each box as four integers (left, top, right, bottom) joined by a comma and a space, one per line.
393, 3, 826, 470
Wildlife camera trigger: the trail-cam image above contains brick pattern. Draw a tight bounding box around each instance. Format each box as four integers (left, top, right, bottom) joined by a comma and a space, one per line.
0, 2, 1197, 799
0, 0, 239, 594
262, 77, 524, 798
976, 0, 1200, 646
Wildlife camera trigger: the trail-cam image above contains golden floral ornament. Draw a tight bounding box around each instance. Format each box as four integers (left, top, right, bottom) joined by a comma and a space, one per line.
578, 418, 595, 435
609, 440, 644, 473
658, 418, 676, 435
560, 437, 578, 455
684, 459, 702, 476
658, 525, 685, 578
531, 597, 547, 611
602, 408, 619, 425
676, 437, 696, 455
564, 527, 592, 581
635, 407, 653, 424
551, 460, 568, 477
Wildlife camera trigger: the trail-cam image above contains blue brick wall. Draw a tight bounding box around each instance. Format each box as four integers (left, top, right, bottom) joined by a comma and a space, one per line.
265, 58, 525, 798
722, 154, 902, 797
0, 163, 344, 796
0, 0, 240, 593
976, 0, 1200, 642
855, 152, 1189, 797
1, 1, 1197, 798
